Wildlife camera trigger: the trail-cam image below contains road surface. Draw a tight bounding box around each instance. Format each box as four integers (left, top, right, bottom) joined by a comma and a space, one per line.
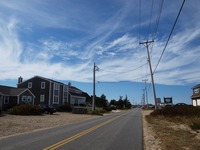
0, 108, 143, 150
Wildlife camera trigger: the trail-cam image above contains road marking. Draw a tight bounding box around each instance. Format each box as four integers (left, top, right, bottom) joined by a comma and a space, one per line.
43, 112, 129, 150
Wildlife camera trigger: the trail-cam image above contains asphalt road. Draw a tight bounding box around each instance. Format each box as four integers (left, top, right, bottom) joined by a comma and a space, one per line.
0, 108, 143, 150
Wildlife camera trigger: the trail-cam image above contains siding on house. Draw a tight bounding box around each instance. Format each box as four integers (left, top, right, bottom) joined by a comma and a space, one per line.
191, 84, 200, 106
17, 76, 69, 106
0, 94, 2, 112
68, 86, 86, 105
0, 85, 35, 110
17, 76, 89, 106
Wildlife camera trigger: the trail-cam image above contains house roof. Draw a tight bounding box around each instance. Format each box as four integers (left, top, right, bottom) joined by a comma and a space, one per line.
191, 93, 200, 99
192, 84, 200, 89
68, 86, 85, 97
0, 85, 35, 97
17, 75, 64, 85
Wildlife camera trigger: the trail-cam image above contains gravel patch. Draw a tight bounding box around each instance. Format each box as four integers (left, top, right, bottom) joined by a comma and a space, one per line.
0, 112, 99, 139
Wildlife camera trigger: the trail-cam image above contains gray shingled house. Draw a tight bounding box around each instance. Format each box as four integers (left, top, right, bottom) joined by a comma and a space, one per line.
0, 85, 35, 110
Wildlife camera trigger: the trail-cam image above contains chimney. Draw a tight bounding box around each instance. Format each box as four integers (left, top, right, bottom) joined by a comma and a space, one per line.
68, 82, 71, 87
18, 76, 23, 84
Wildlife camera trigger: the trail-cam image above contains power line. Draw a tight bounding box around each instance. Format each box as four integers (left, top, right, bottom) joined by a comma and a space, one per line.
99, 63, 147, 74
152, 0, 164, 40
147, 0, 155, 39
153, 0, 186, 74
149, 0, 164, 60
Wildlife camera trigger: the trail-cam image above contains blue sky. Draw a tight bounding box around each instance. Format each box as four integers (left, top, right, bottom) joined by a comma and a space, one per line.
0, 0, 199, 105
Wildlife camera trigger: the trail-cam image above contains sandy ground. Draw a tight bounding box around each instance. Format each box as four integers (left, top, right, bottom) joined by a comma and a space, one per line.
0, 110, 158, 149
0, 112, 99, 139
142, 110, 161, 150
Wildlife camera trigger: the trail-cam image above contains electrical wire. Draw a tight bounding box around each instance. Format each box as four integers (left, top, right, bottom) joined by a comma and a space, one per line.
99, 63, 147, 74
147, 0, 155, 39
149, 0, 164, 56
153, 0, 186, 74
152, 0, 164, 40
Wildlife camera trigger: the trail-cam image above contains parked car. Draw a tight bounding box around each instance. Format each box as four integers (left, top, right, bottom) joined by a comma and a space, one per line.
40, 105, 56, 114
175, 103, 188, 106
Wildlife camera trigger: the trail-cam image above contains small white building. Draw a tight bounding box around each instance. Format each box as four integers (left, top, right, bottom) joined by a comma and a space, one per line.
191, 84, 200, 106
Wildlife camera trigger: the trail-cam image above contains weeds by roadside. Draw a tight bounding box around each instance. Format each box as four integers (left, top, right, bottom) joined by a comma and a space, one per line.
145, 106, 200, 150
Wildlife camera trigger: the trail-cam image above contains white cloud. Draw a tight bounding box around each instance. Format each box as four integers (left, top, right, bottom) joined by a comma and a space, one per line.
0, 0, 199, 87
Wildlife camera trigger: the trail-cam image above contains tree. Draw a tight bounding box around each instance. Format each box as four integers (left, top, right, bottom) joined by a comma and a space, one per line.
100, 94, 108, 107
95, 94, 108, 108
110, 99, 117, 106
123, 95, 132, 109
117, 96, 124, 109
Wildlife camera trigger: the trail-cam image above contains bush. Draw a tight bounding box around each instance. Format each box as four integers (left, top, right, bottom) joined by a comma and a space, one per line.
103, 107, 112, 111
72, 107, 87, 114
150, 106, 200, 117
190, 122, 200, 131
87, 109, 105, 116
8, 104, 42, 115
57, 105, 73, 112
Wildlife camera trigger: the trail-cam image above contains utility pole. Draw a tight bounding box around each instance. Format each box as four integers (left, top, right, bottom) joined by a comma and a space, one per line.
140, 40, 158, 109
142, 89, 145, 107
92, 63, 99, 111
142, 79, 148, 108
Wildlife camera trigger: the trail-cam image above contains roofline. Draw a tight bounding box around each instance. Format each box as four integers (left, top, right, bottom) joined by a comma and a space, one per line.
17, 88, 36, 98
192, 84, 200, 89
17, 75, 65, 85
68, 93, 85, 98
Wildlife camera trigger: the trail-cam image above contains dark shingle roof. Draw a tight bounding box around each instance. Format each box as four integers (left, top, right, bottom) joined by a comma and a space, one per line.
0, 85, 29, 96
18, 75, 64, 85
193, 84, 200, 89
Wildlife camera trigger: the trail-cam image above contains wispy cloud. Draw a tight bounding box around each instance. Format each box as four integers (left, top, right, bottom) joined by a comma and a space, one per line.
0, 0, 199, 86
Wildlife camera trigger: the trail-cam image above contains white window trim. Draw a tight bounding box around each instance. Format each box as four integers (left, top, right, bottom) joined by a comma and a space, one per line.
22, 96, 27, 102
40, 95, 45, 102
28, 82, 32, 88
41, 82, 45, 89
53, 95, 59, 104
27, 96, 32, 102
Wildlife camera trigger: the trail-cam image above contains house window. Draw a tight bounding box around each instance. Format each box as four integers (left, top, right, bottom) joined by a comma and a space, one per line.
40, 95, 45, 102
64, 85, 68, 92
54, 83, 59, 90
194, 88, 199, 94
27, 96, 32, 102
41, 82, 45, 89
53, 95, 59, 104
4, 96, 9, 104
28, 82, 32, 88
22, 96, 26, 102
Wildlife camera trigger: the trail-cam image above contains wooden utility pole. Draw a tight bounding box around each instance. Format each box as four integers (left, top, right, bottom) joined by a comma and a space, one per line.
142, 79, 148, 108
140, 40, 158, 109
92, 63, 99, 111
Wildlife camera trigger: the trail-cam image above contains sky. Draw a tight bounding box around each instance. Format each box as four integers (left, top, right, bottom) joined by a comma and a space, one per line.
0, 0, 200, 105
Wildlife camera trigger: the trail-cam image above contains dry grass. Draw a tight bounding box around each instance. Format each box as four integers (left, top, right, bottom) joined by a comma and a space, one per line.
0, 112, 99, 139
146, 115, 200, 150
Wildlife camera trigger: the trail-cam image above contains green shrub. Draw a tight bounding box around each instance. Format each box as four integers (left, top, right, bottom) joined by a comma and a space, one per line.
57, 105, 73, 112
87, 109, 104, 116
190, 122, 200, 131
103, 107, 112, 111
8, 104, 42, 115
150, 106, 200, 117
72, 107, 87, 114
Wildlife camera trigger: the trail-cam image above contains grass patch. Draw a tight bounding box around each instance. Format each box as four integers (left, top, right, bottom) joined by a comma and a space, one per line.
146, 116, 200, 150
146, 107, 200, 150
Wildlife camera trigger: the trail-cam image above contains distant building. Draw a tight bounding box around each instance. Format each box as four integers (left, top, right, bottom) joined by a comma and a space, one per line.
17, 76, 89, 106
68, 83, 87, 106
17, 76, 68, 106
0, 85, 35, 110
191, 84, 200, 106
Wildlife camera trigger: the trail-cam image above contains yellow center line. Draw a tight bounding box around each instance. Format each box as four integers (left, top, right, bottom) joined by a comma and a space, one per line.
43, 111, 129, 150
